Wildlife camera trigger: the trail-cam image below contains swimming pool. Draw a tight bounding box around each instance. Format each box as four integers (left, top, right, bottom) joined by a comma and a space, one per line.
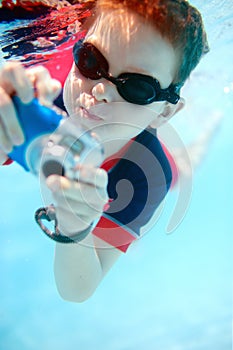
0, 1, 232, 349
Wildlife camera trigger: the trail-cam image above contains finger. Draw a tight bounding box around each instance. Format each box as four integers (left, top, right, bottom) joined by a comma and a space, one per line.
0, 87, 25, 146
74, 165, 108, 188
26, 66, 62, 106
0, 61, 34, 104
46, 174, 108, 206
0, 123, 12, 153
52, 191, 106, 217
46, 174, 71, 192
0, 149, 8, 164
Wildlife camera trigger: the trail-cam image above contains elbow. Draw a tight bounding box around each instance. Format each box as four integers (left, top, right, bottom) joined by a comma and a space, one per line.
53, 244, 103, 303
55, 276, 101, 303
57, 287, 96, 303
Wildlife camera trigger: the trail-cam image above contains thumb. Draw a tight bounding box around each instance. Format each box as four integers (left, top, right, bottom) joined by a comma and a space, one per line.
0, 150, 9, 165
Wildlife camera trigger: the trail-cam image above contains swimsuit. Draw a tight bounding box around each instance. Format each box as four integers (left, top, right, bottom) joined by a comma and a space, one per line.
93, 127, 172, 252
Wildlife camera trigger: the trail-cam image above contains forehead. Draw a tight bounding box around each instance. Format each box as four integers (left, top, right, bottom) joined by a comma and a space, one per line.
85, 8, 179, 88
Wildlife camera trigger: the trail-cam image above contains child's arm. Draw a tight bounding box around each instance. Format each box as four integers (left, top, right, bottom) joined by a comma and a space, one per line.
47, 166, 124, 303
54, 233, 123, 302
0, 62, 123, 302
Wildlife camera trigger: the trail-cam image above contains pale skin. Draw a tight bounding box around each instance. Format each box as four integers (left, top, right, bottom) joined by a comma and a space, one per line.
0, 8, 184, 302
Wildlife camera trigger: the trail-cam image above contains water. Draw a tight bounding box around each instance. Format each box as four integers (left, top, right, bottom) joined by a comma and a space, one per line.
0, 1, 232, 350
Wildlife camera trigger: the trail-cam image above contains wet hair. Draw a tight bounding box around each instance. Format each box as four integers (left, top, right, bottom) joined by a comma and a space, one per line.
85, 0, 209, 91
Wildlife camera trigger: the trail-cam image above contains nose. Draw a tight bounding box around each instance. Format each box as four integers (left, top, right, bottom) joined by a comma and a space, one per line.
91, 81, 118, 103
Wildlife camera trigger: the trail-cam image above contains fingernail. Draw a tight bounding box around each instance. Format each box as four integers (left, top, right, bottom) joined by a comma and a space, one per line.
46, 175, 60, 191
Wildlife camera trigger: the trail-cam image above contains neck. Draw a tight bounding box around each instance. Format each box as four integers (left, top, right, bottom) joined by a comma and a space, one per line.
102, 138, 133, 160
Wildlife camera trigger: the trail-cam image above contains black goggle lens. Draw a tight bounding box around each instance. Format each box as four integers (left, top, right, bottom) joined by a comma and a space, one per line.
118, 74, 157, 105
73, 42, 108, 80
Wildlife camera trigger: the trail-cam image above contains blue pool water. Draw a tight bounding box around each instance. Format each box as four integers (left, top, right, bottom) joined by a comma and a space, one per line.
0, 1, 232, 349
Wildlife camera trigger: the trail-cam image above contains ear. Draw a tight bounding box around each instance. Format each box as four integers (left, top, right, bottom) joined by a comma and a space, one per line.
150, 97, 185, 128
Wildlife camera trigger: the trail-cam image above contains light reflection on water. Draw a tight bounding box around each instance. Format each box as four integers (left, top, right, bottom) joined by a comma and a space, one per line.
0, 1, 232, 350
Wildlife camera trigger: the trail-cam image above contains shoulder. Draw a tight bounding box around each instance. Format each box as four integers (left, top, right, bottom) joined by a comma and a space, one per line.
109, 127, 173, 190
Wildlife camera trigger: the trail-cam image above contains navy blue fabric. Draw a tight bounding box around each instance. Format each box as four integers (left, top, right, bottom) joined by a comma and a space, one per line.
106, 127, 172, 235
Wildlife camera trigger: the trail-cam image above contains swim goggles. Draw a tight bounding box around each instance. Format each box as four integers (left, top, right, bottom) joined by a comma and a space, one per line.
73, 40, 180, 105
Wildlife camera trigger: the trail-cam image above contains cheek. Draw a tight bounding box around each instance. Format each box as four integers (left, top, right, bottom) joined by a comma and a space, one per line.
63, 65, 85, 115
63, 70, 78, 115
90, 102, 162, 130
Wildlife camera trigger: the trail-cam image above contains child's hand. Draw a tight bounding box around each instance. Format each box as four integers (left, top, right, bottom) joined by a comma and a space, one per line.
46, 165, 109, 237
0, 62, 61, 162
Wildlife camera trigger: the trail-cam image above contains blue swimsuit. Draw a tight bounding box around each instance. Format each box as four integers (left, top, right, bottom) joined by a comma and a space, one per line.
93, 127, 172, 252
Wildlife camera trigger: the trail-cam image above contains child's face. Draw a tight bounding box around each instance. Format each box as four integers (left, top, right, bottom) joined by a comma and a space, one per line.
63, 8, 180, 157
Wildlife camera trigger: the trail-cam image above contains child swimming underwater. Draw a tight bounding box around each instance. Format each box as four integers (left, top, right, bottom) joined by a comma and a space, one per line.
0, 0, 208, 302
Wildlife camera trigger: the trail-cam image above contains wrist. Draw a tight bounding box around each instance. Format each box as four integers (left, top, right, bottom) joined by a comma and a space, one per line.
35, 205, 95, 244
58, 222, 94, 243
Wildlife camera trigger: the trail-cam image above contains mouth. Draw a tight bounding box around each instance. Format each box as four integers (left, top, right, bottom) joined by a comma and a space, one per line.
80, 107, 103, 121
